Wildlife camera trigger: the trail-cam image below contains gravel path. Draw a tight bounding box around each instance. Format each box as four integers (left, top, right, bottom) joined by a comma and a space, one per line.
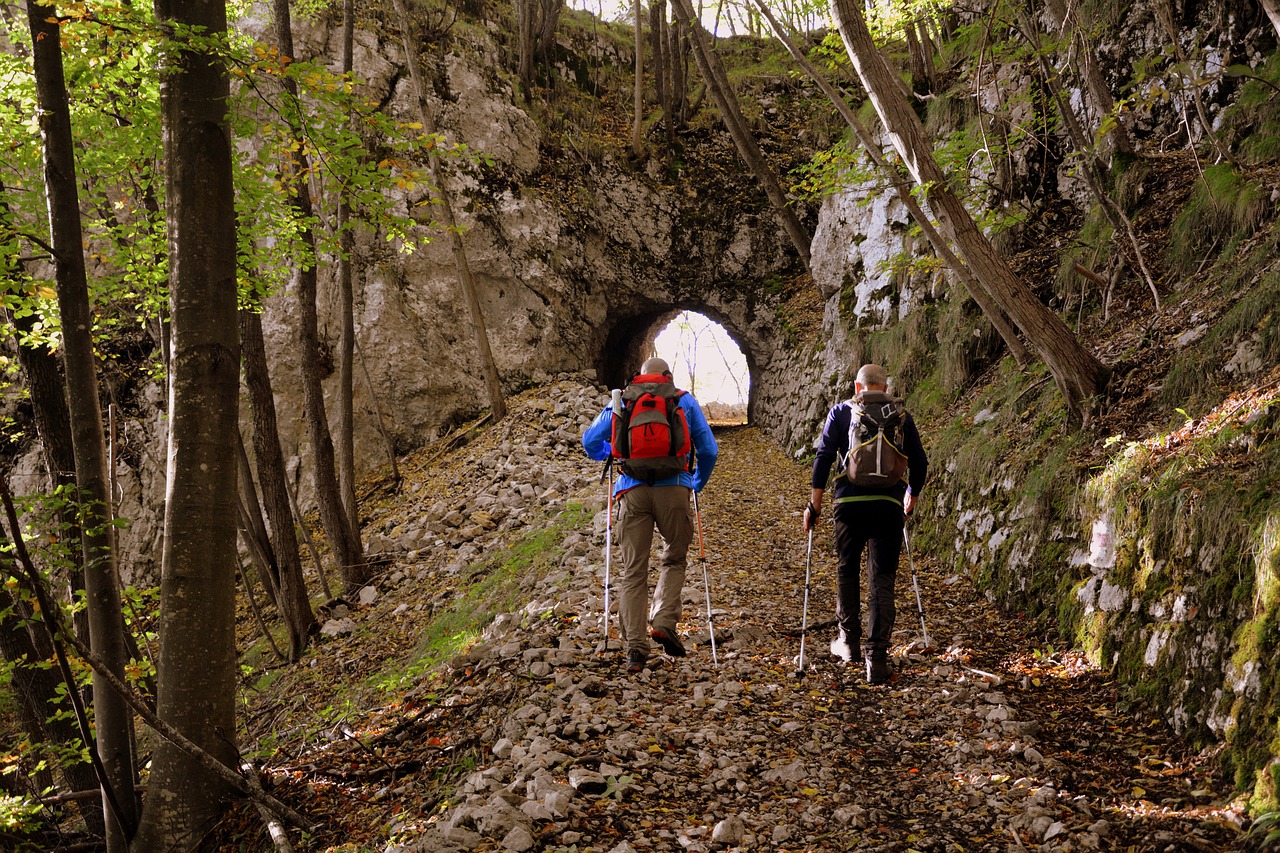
246, 377, 1247, 852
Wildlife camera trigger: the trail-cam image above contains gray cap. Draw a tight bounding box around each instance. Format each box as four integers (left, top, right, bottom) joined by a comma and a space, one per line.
641, 356, 671, 375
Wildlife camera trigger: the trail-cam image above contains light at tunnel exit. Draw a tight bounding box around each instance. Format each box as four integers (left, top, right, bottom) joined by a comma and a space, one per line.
652, 312, 749, 412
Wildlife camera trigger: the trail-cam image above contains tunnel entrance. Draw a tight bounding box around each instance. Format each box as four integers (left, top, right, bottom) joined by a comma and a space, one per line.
653, 312, 748, 424
597, 308, 753, 424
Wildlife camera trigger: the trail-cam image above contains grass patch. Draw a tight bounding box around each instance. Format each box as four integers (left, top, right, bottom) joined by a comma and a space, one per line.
1165, 164, 1271, 276
369, 503, 591, 693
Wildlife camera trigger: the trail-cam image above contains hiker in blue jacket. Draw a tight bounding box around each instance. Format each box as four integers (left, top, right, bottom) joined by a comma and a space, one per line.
583, 357, 718, 673
804, 363, 928, 684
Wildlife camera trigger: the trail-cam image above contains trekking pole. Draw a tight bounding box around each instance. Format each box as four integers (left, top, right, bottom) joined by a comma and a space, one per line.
903, 521, 931, 649
601, 459, 614, 645
692, 491, 718, 665
795, 522, 813, 679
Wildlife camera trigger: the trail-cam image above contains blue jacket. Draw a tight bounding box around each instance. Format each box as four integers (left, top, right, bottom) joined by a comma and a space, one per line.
582, 392, 718, 494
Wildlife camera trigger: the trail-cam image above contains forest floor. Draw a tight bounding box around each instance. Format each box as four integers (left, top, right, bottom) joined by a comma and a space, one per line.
217, 390, 1251, 853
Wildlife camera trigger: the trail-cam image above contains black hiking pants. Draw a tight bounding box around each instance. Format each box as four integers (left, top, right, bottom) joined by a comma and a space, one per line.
833, 497, 904, 655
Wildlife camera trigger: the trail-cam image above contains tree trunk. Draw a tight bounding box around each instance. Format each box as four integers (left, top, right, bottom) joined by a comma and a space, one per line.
830, 0, 1108, 419
132, 0, 240, 848
668, 18, 688, 125
1264, 0, 1280, 43
241, 309, 318, 659
1024, 18, 1161, 310
0, 189, 91, 648
752, 0, 1029, 366
633, 0, 646, 158
1041, 0, 1133, 156
236, 431, 280, 604
23, 3, 137, 848
669, 0, 812, 271
651, 0, 678, 150
271, 0, 368, 593
904, 16, 929, 96
537, 0, 562, 61
338, 0, 360, 544
394, 0, 508, 423
517, 0, 537, 102
1152, 0, 1234, 166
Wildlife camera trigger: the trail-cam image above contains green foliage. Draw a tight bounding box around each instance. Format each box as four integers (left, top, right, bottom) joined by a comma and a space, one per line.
790, 138, 884, 201
1166, 164, 1271, 277
0, 795, 43, 837
0, 0, 474, 379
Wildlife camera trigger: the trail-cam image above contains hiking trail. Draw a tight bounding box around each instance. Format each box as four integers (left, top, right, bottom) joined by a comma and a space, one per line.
237, 377, 1246, 852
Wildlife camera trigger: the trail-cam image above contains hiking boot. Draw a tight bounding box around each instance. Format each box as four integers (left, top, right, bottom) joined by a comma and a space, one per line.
867, 651, 890, 685
830, 632, 862, 664
626, 650, 647, 673
649, 626, 686, 657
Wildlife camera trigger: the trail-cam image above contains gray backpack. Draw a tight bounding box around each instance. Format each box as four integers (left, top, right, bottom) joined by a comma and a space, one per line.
842, 392, 909, 487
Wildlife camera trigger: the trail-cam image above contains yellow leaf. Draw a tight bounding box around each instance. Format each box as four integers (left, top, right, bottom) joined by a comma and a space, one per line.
647, 744, 663, 753
800, 787, 818, 796
1132, 786, 1146, 797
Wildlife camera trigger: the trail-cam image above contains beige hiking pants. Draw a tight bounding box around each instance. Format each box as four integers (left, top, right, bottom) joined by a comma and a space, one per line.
616, 485, 694, 654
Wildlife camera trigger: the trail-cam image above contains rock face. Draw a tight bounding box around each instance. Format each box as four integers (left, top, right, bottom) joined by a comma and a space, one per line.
252, 17, 813, 497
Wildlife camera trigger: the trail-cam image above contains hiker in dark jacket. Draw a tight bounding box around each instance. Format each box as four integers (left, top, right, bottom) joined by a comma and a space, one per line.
583, 357, 718, 673
803, 363, 928, 684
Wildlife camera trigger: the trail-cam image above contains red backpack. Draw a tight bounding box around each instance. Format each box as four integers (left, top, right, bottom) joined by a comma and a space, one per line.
610, 373, 693, 484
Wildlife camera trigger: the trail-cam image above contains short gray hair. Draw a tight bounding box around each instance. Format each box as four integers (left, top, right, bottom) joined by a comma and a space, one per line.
856, 363, 887, 388
641, 356, 671, 375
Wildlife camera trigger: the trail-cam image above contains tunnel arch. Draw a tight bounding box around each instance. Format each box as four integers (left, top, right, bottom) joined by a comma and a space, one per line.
595, 304, 758, 420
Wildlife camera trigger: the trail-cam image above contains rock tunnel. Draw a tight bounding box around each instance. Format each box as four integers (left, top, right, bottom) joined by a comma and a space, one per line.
594, 304, 757, 421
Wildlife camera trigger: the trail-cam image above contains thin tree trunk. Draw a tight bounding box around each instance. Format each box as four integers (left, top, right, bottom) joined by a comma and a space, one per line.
0, 189, 91, 648
517, 0, 536, 102
394, 0, 508, 422
23, 3, 136, 847
904, 16, 928, 95
537, 0, 561, 61
241, 309, 318, 658
668, 18, 688, 125
830, 0, 1108, 419
1264, 0, 1280, 43
133, 0, 239, 847
1042, 0, 1133, 156
271, 0, 368, 593
1025, 21, 1161, 310
286, 477, 335, 602
0, 490, 128, 840
236, 431, 280, 602
916, 17, 937, 91
1153, 0, 1234, 166
754, 0, 1029, 365
354, 337, 402, 484
338, 0, 360, 544
669, 0, 812, 271
633, 0, 646, 158
650, 0, 672, 149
